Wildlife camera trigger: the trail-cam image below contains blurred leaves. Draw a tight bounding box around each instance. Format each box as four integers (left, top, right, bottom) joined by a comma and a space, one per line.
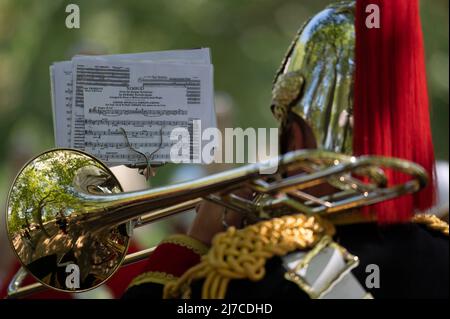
8, 151, 99, 233
0, 0, 448, 182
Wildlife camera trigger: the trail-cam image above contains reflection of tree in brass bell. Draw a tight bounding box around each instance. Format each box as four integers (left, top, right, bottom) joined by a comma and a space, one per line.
6, 149, 129, 292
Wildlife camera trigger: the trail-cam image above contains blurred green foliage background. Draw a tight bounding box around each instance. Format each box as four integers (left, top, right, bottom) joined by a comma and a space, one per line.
0, 0, 447, 296
0, 0, 448, 188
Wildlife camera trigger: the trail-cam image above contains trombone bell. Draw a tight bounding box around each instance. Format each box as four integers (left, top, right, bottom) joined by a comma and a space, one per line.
6, 149, 130, 292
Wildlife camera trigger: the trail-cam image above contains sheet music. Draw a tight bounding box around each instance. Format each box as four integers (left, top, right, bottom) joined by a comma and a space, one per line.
51, 61, 73, 148
50, 48, 216, 166
50, 48, 211, 149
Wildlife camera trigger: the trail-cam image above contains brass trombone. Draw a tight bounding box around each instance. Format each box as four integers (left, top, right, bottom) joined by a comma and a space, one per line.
5, 148, 427, 298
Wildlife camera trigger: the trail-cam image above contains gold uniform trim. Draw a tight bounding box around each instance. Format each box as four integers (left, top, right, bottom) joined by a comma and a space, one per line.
412, 214, 449, 236
128, 271, 178, 289
163, 214, 335, 299
326, 211, 449, 238
160, 234, 209, 256
127, 235, 208, 290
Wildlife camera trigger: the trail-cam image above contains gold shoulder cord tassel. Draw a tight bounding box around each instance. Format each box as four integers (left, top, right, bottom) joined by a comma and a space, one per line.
163, 214, 335, 299
412, 214, 449, 236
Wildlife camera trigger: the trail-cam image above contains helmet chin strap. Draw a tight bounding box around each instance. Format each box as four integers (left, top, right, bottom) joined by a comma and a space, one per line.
281, 113, 317, 155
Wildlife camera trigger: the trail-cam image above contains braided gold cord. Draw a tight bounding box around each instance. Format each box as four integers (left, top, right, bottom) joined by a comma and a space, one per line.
412, 214, 449, 236
163, 214, 334, 299
127, 271, 178, 289
160, 234, 209, 256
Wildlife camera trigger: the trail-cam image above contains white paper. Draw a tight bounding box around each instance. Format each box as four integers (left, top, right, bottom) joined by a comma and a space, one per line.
50, 48, 216, 166
51, 61, 73, 148
50, 48, 212, 149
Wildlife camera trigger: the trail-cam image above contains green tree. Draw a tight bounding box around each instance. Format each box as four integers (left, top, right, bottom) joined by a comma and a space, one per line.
7, 150, 103, 235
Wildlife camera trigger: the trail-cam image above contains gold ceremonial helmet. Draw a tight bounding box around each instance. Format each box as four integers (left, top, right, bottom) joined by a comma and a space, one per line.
271, 1, 355, 154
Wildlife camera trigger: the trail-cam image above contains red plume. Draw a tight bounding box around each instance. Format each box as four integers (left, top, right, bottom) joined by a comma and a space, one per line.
353, 0, 436, 223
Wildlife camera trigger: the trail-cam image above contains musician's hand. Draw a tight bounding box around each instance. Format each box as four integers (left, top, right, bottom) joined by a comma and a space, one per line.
187, 190, 252, 246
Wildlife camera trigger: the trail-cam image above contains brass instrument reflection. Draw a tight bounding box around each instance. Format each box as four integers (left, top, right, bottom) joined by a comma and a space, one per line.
7, 149, 128, 291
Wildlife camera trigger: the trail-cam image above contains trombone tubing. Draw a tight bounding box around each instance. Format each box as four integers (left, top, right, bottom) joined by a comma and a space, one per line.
7, 247, 156, 299
7, 198, 203, 299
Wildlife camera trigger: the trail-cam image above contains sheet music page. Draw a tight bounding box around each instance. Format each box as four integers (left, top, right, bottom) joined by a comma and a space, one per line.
51, 61, 73, 148
50, 48, 216, 165
50, 64, 56, 142
77, 48, 211, 65
72, 57, 214, 166
50, 48, 212, 149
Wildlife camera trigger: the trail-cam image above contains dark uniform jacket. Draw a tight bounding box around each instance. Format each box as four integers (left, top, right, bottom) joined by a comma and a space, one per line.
122, 222, 449, 299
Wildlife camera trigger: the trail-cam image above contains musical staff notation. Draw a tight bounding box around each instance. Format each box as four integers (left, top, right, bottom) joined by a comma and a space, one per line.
88, 107, 188, 117
84, 119, 189, 126
51, 49, 215, 166
94, 153, 171, 161
85, 141, 175, 149
141, 77, 201, 105
85, 129, 171, 138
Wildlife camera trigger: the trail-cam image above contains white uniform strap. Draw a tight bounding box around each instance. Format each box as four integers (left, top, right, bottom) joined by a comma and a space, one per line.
283, 236, 373, 299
